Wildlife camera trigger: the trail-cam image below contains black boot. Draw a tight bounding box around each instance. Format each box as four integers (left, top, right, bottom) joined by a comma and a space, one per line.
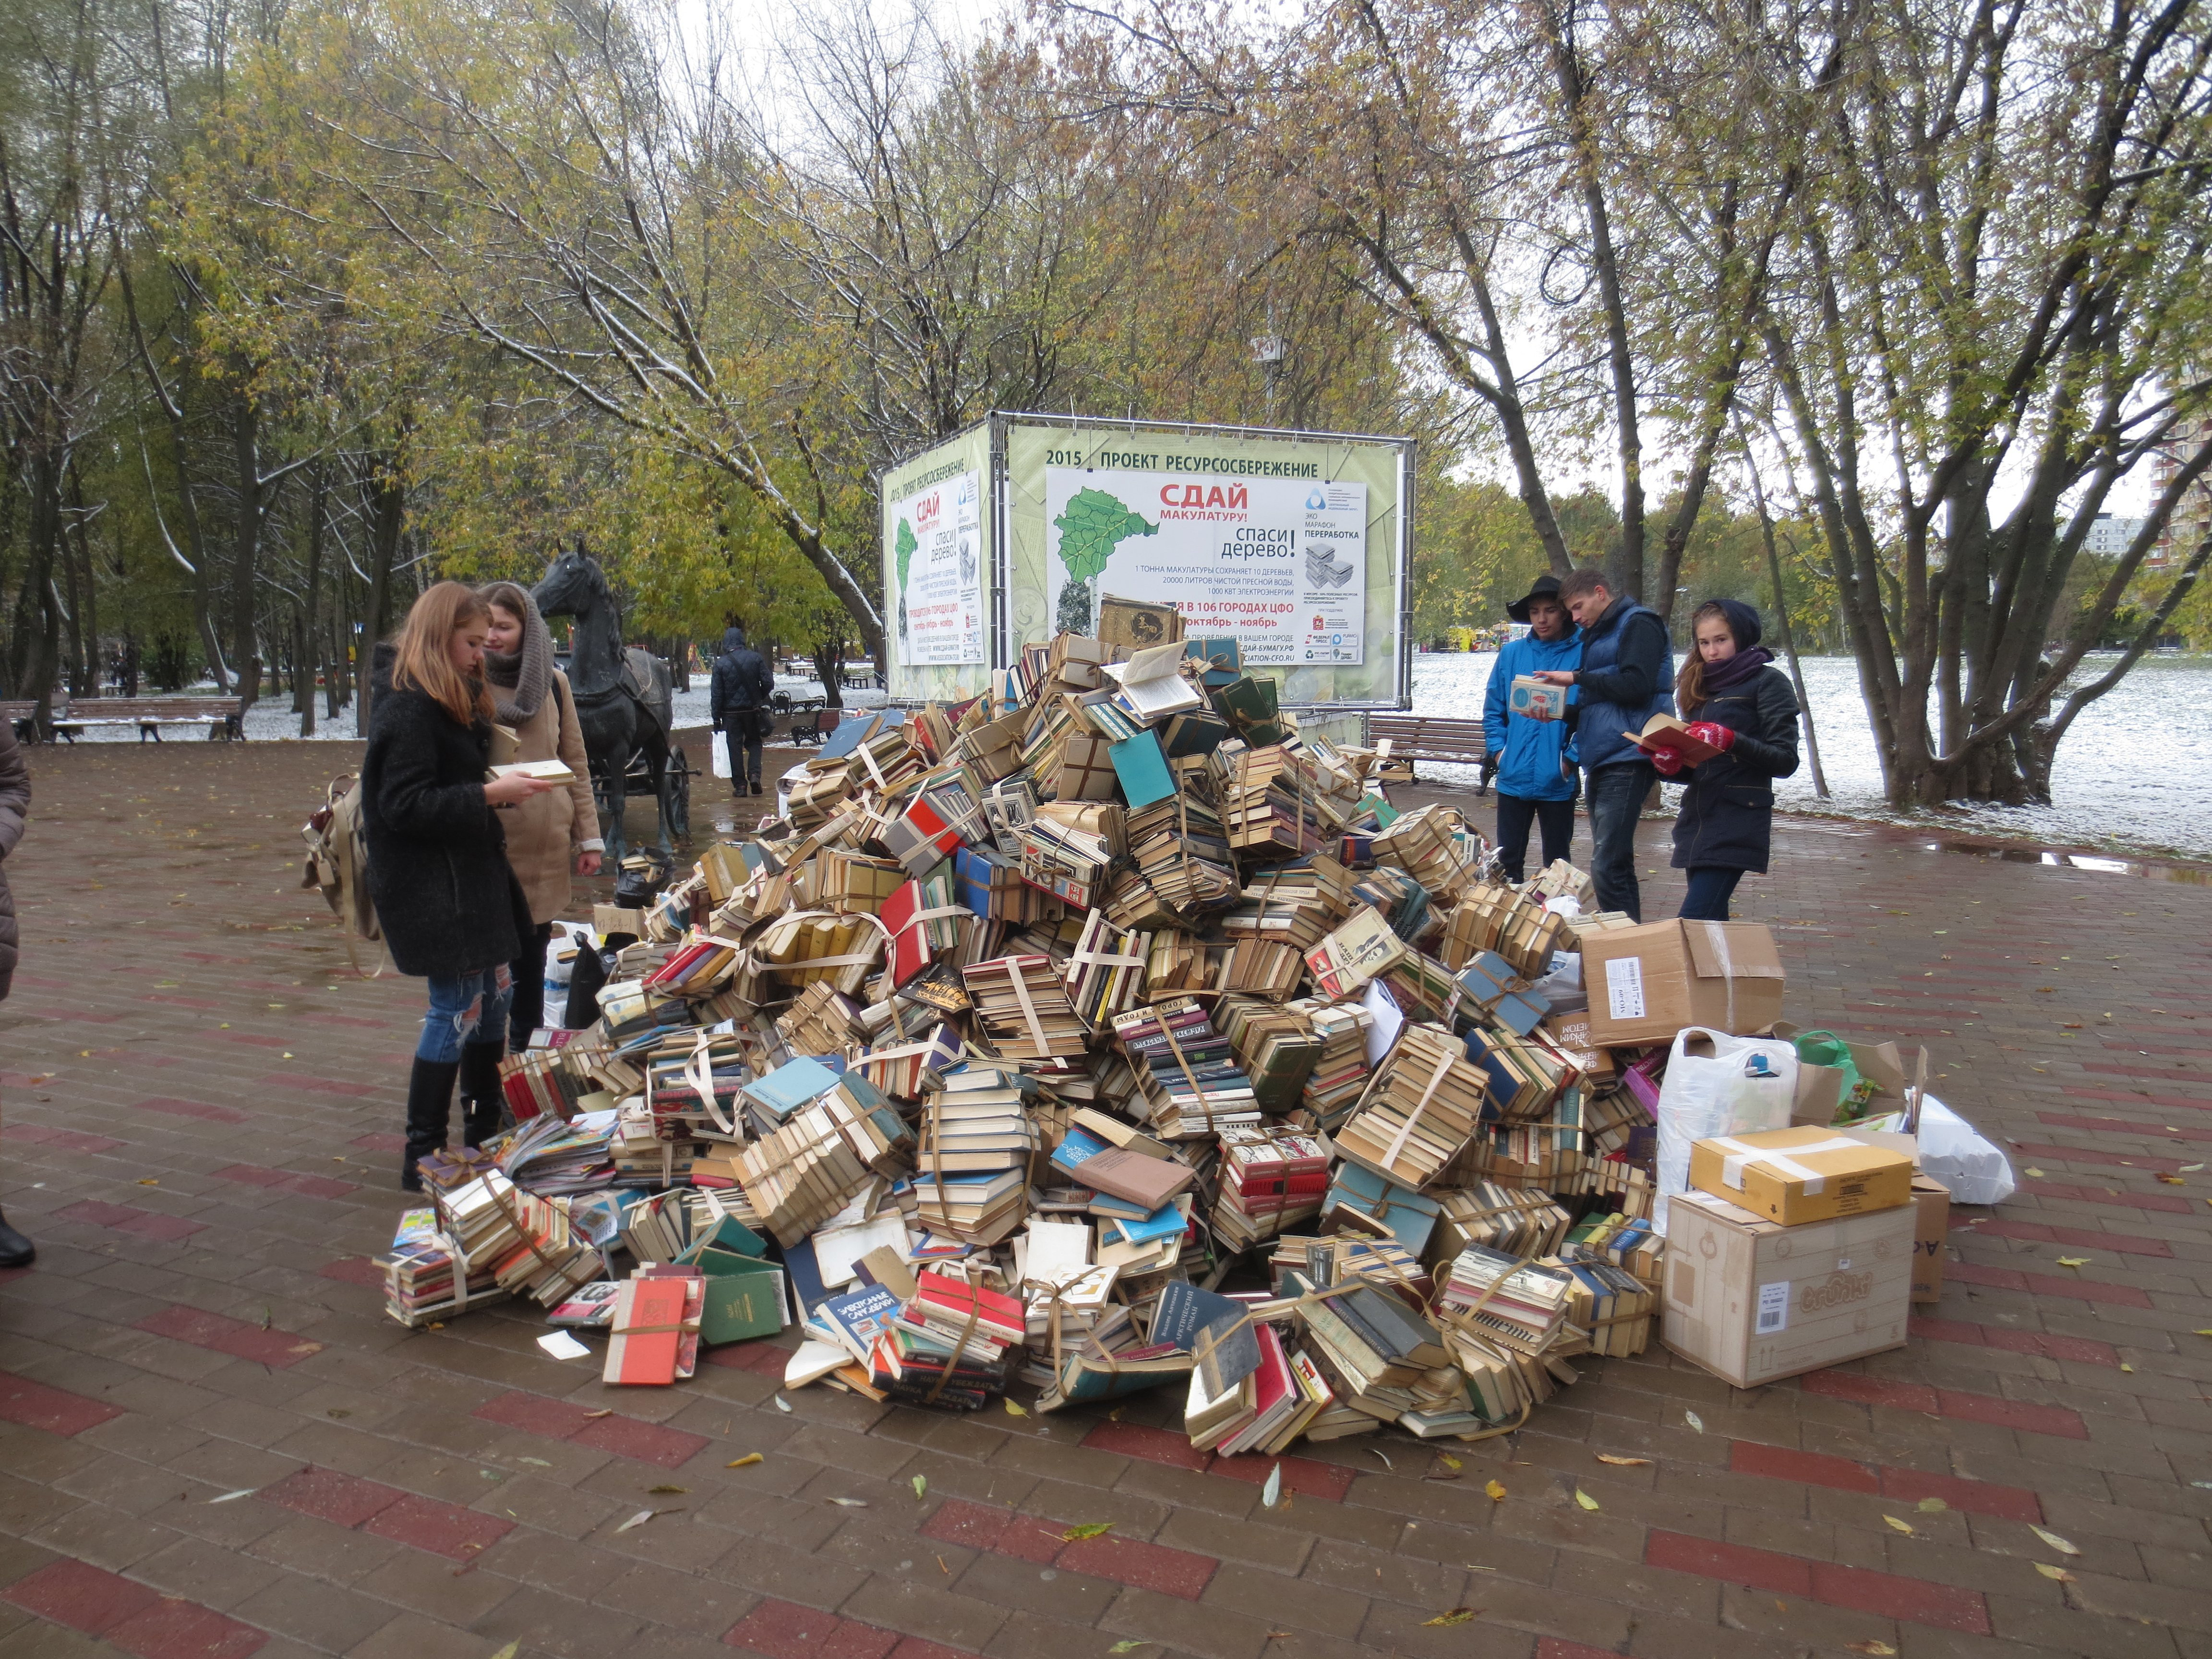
0, 1209, 35, 1270
401, 1057, 461, 1191
457, 1042, 507, 1149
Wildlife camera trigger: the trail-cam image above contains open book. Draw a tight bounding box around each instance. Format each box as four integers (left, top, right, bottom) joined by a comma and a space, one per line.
1627, 713, 1725, 765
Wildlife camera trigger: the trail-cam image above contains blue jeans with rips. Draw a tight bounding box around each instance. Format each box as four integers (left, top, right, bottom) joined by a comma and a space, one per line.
1584, 761, 1658, 922
416, 964, 513, 1063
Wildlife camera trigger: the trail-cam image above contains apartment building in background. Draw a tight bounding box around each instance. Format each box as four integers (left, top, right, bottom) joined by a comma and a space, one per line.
2149, 408, 2212, 568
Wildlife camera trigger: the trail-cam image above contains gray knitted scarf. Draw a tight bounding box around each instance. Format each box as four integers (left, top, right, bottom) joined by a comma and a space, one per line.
480, 581, 553, 726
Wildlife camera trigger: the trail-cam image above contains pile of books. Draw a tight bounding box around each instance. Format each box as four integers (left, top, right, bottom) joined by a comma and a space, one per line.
962, 954, 1088, 1059
1112, 998, 1261, 1138
1440, 882, 1573, 980
1212, 1126, 1329, 1249
1334, 1022, 1489, 1190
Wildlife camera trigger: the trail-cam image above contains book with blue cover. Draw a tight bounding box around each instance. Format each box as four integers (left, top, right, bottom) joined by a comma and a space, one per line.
742, 1056, 842, 1121
1049, 1125, 1110, 1181
817, 1282, 905, 1364
1101, 1201, 1189, 1247
1109, 732, 1176, 809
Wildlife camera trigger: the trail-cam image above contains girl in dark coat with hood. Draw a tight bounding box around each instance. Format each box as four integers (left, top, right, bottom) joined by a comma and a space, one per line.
363, 582, 555, 1188
1647, 599, 1801, 921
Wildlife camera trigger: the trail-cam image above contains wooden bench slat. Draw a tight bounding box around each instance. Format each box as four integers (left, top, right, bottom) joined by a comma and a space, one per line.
1366, 713, 1489, 764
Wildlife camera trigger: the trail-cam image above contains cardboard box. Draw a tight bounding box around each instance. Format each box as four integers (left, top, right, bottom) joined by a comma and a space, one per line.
1688, 1126, 1915, 1226
1579, 919, 1785, 1047
1661, 1189, 1914, 1388
1910, 1174, 1949, 1304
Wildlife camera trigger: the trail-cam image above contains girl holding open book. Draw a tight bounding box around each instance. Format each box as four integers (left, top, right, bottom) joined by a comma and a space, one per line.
479, 581, 601, 1049
1656, 599, 1801, 921
364, 583, 557, 1190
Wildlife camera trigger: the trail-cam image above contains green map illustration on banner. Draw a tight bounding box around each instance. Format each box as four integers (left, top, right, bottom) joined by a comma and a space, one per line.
1053, 488, 1158, 634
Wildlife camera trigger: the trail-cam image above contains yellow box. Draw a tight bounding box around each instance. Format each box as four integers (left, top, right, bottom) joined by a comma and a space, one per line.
1687, 1125, 1914, 1226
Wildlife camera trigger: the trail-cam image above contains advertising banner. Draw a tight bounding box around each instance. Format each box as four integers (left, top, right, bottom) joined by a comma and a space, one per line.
886, 468, 984, 665
1043, 469, 1367, 667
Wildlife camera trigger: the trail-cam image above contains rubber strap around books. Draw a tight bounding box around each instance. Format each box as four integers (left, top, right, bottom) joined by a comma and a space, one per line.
924, 1271, 987, 1405
1153, 1014, 1216, 1134
1005, 965, 1052, 1056
1378, 1040, 1461, 1179
429, 1230, 470, 1314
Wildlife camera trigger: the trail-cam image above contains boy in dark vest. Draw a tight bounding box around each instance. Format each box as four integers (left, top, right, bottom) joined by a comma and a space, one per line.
1529, 566, 1675, 920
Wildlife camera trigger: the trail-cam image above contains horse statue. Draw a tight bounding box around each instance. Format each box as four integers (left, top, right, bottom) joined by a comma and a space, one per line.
532, 544, 678, 861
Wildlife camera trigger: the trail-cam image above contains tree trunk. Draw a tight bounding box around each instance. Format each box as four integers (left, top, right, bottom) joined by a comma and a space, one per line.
231, 391, 264, 708
358, 461, 403, 732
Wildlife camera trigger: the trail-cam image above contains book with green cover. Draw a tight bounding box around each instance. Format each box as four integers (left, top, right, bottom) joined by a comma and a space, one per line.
698, 1260, 788, 1345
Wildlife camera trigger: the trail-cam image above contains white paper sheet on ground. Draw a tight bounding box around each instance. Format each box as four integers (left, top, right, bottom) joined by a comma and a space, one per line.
813, 1214, 911, 1287
784, 1338, 851, 1389
537, 1331, 592, 1361
1360, 977, 1405, 1067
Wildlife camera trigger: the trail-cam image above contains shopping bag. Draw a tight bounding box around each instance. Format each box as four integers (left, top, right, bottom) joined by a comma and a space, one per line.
1654, 1027, 1798, 1231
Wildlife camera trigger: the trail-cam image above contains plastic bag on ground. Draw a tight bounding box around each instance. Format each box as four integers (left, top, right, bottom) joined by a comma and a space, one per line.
1655, 1027, 1798, 1233
1913, 1095, 2016, 1206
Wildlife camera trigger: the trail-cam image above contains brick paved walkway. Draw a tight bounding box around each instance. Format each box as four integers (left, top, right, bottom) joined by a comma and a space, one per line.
1, 736, 2207, 1659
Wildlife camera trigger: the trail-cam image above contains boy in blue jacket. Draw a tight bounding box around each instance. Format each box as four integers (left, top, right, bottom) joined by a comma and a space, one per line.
1482, 574, 1582, 883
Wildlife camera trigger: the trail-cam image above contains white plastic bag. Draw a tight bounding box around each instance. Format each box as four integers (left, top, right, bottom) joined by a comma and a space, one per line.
710, 731, 732, 779
1655, 1027, 1799, 1232
544, 920, 594, 988
1914, 1095, 2016, 1206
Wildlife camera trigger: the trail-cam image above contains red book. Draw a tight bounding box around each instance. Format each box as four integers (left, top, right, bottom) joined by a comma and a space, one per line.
910, 1269, 1025, 1346
602, 1276, 689, 1386
881, 880, 934, 988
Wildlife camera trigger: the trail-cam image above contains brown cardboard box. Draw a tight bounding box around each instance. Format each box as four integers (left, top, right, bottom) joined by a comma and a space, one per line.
1579, 920, 1785, 1047
1910, 1175, 1950, 1304
1661, 1188, 1914, 1388
1688, 1126, 1915, 1226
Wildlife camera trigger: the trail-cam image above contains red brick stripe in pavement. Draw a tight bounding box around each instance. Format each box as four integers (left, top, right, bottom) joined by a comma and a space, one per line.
255, 1070, 377, 1097
317, 1256, 385, 1288
135, 1305, 325, 1369
131, 1095, 252, 1124
725, 1597, 976, 1659
211, 1161, 359, 1200
53, 1199, 205, 1242
1908, 1315, 2120, 1367
1645, 1530, 1991, 1634
1729, 1442, 2043, 1521
258, 1466, 515, 1560
1952, 1216, 2173, 1255
2022, 1178, 2193, 1214
706, 1338, 799, 1378
2040, 1111, 2212, 1142
2067, 1087, 2212, 1112
0, 1370, 126, 1437
1537, 1643, 1619, 1659
1945, 1260, 2152, 1307
3, 1558, 266, 1659
2009, 1141, 2190, 1174
472, 1389, 710, 1467
1081, 1419, 1357, 1500
1798, 1371, 2089, 1439
922, 1498, 1218, 1599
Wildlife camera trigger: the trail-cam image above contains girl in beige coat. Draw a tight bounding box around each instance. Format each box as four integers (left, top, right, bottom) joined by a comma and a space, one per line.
481, 581, 603, 1047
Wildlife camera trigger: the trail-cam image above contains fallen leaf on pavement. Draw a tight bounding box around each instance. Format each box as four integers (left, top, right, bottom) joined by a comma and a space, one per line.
614, 1509, 655, 1533
1484, 1480, 1507, 1502
1684, 1411, 1705, 1434
828, 1498, 867, 1508
912, 1476, 927, 1500
1917, 1497, 1948, 1513
2055, 1256, 2091, 1268
1004, 1399, 1029, 1417
1422, 1609, 1478, 1627
2034, 1563, 2076, 1582
2032, 1527, 2079, 1555
1844, 1642, 1897, 1656
1574, 1490, 1600, 1511
1595, 1454, 1650, 1467
647, 1485, 686, 1494
1883, 1516, 1915, 1535
728, 1454, 763, 1467
1062, 1522, 1115, 1541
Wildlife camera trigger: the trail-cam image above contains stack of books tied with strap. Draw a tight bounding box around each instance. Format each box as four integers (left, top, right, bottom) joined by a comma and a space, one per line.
1334, 1022, 1490, 1192
1441, 882, 1573, 980
1111, 998, 1261, 1139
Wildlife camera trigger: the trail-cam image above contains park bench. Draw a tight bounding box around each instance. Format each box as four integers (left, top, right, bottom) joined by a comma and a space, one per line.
1365, 713, 1491, 791
0, 700, 66, 743
56, 696, 247, 742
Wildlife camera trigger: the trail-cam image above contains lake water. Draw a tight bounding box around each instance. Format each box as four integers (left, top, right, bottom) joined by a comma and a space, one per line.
1408, 650, 2212, 860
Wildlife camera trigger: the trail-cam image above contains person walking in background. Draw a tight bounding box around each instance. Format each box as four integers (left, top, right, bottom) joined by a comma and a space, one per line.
1653, 598, 1801, 921
1482, 574, 1582, 884
710, 623, 774, 798
479, 581, 603, 1049
363, 582, 556, 1190
0, 715, 33, 1266
1529, 566, 1674, 920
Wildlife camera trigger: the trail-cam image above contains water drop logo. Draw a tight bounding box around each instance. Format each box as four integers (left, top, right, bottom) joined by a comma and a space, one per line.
1305, 489, 1327, 510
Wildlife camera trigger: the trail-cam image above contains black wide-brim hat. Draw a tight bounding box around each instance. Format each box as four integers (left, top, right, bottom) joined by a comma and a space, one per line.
1507, 573, 1565, 625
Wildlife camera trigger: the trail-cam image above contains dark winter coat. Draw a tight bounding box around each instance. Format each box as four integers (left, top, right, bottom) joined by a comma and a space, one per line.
1570, 595, 1675, 771
0, 718, 27, 1001
361, 644, 531, 978
1671, 664, 1802, 874
709, 632, 774, 733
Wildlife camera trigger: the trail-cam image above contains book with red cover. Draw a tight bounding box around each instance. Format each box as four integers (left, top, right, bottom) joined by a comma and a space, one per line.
1627, 714, 1725, 765
907, 1269, 1025, 1347
880, 880, 935, 988
603, 1276, 690, 1385
1219, 1325, 1297, 1455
